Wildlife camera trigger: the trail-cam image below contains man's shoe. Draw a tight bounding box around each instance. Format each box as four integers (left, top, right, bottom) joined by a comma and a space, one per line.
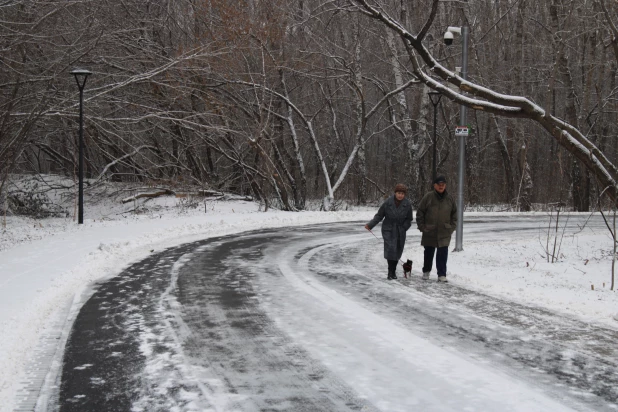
438, 276, 448, 283
422, 272, 430, 280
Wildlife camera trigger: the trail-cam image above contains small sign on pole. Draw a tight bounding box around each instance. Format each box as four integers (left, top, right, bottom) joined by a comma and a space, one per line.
455, 126, 469, 137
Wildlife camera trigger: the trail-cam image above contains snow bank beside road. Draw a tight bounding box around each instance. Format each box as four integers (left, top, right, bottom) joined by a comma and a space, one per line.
0, 202, 373, 412
449, 231, 618, 327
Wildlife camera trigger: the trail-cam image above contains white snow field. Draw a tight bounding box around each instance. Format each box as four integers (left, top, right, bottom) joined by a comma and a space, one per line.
1, 194, 617, 411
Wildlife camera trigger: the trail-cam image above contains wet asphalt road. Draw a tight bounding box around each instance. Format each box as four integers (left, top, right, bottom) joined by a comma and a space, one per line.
54, 217, 618, 411
56, 225, 376, 412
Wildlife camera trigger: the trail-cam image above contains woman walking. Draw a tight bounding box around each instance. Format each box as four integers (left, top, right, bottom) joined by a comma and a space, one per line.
364, 184, 413, 280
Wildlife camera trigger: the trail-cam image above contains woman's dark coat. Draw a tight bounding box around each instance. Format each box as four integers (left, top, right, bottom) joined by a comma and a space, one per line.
416, 190, 457, 247
366, 195, 413, 260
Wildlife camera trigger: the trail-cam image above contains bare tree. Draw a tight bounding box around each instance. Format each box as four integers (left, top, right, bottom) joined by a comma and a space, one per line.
348, 0, 618, 207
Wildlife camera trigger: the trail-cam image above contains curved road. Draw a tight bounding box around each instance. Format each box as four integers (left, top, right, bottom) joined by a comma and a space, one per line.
54, 217, 618, 411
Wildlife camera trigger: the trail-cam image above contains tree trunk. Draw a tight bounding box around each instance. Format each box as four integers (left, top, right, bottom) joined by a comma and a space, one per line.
384, 26, 415, 187
491, 115, 515, 205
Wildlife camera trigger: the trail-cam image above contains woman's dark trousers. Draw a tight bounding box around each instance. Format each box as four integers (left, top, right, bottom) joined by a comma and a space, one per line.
422, 246, 448, 276
387, 259, 398, 277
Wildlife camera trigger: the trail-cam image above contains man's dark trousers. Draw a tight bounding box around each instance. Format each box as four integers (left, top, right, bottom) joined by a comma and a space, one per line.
422, 246, 448, 276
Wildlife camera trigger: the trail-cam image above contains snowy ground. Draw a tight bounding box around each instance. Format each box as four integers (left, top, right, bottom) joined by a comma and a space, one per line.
407, 214, 618, 328
1, 192, 618, 411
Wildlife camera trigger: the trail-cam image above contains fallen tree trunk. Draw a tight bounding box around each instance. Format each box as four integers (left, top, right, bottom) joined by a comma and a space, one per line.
121, 189, 174, 204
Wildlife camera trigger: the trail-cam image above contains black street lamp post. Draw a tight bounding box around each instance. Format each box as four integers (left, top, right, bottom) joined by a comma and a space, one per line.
70, 68, 92, 224
428, 91, 442, 181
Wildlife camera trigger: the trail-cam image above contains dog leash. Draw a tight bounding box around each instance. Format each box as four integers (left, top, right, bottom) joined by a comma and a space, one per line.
366, 228, 405, 266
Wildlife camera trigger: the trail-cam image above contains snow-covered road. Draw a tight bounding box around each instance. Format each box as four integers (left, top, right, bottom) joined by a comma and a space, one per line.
53, 218, 617, 411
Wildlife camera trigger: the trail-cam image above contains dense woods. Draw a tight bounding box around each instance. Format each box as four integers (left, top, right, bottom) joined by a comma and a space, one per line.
3, 0, 618, 213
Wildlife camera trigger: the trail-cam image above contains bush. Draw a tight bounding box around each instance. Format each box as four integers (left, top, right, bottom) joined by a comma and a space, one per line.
7, 178, 65, 218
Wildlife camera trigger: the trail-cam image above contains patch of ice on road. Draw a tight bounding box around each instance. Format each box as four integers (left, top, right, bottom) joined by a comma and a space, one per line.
89, 377, 105, 385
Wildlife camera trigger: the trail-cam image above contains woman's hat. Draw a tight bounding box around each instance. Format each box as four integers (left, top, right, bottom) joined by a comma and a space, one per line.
394, 183, 407, 193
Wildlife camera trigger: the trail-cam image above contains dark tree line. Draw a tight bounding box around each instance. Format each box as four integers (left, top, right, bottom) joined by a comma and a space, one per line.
3, 0, 618, 213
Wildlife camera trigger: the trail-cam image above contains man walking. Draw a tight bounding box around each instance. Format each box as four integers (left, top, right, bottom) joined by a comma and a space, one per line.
416, 176, 457, 283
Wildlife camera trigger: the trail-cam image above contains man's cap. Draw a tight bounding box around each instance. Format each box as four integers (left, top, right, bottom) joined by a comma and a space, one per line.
433, 175, 446, 184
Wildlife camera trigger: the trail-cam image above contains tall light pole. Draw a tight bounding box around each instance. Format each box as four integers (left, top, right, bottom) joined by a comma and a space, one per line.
70, 68, 92, 224
428, 91, 442, 181
445, 25, 469, 252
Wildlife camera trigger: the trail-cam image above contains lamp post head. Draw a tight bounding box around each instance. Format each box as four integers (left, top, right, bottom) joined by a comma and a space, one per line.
428, 91, 442, 106
70, 68, 92, 90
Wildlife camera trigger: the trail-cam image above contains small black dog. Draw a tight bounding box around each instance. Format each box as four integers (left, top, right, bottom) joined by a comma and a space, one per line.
402, 259, 412, 278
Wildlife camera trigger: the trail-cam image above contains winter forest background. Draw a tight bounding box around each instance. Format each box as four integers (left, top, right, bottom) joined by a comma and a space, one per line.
2, 0, 618, 214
